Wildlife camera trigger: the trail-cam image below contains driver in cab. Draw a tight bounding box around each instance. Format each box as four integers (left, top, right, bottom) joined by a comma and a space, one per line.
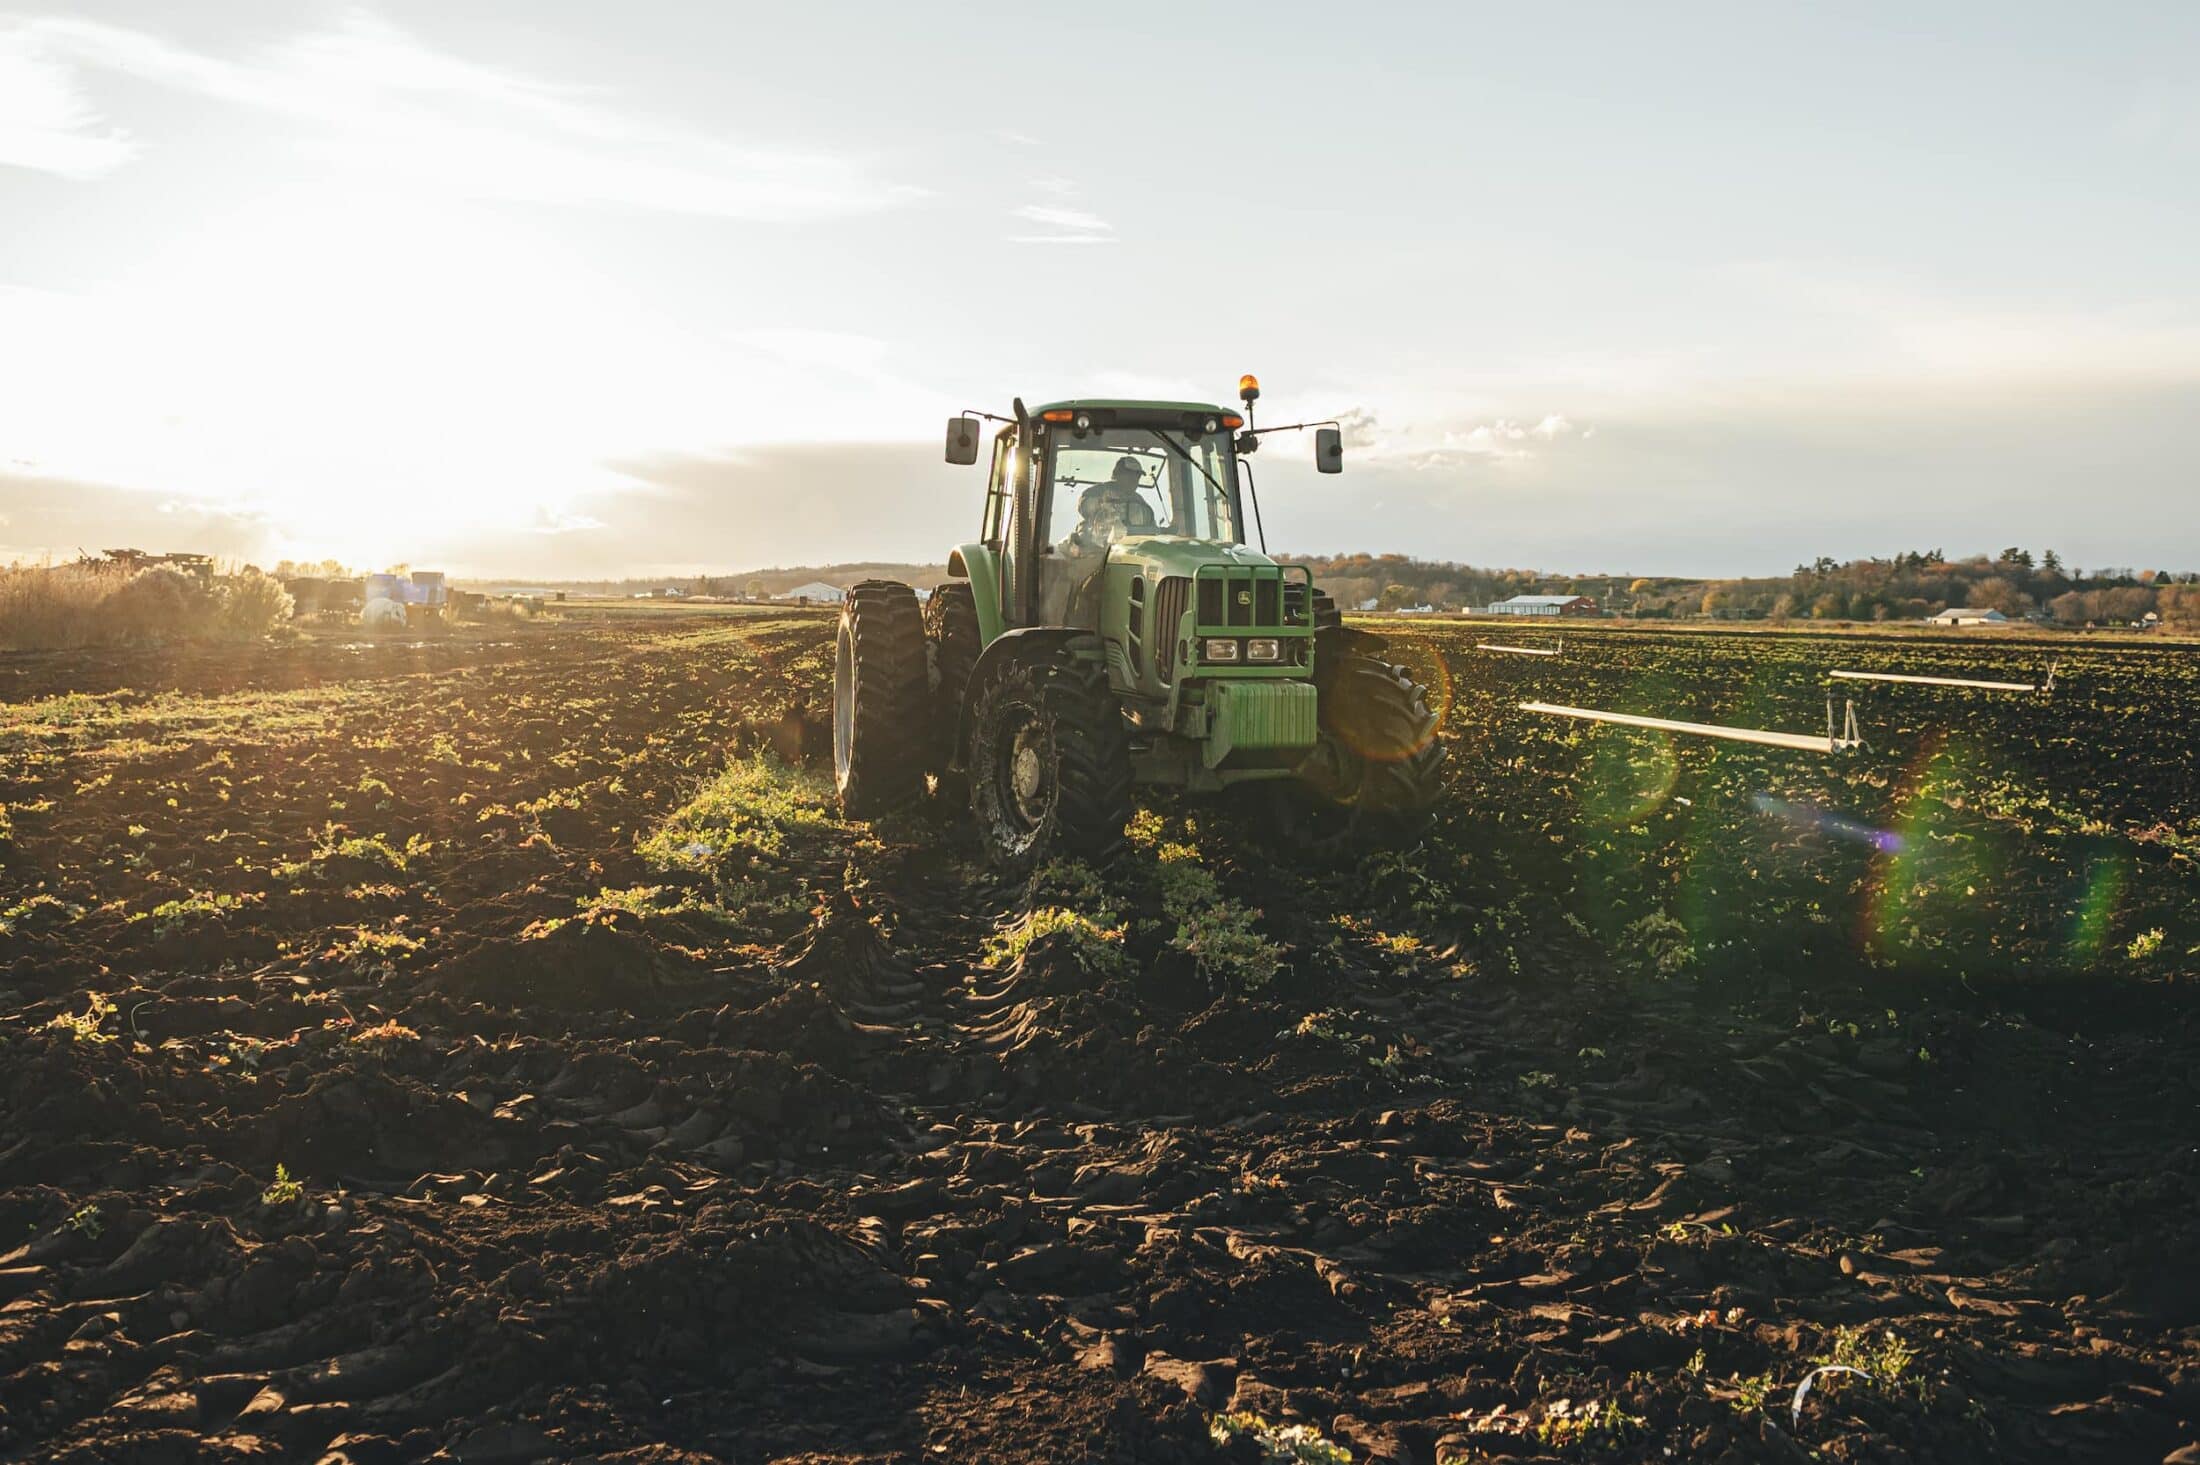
1066, 456, 1157, 558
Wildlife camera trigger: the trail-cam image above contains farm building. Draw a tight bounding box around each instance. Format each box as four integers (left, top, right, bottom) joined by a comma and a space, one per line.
778, 581, 845, 603
1928, 607, 2009, 626
1486, 594, 1598, 617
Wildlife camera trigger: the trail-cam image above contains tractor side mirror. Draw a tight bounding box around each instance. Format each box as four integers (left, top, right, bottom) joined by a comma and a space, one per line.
1314, 426, 1343, 474
945, 417, 981, 465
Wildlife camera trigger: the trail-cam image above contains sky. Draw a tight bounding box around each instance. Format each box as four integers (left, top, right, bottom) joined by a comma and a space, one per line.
1, 1, 2195, 578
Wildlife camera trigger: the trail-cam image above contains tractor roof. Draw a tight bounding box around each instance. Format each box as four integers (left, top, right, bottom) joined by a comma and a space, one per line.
1033, 398, 1232, 418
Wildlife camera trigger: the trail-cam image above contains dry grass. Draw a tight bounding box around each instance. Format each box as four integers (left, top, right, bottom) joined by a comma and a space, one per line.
0, 562, 293, 651
0, 562, 122, 651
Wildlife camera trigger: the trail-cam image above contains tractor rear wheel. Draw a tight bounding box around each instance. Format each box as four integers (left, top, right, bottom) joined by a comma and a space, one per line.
833, 581, 928, 816
1301, 636, 1446, 814
924, 581, 981, 776
967, 649, 1132, 873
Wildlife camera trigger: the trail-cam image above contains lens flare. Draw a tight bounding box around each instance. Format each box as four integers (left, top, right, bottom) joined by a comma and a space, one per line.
1583, 726, 1680, 826
1864, 737, 2006, 966
1751, 793, 1903, 852
2065, 853, 2128, 964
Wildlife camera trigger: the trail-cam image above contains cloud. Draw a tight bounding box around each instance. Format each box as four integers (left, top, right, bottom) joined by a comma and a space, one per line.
1008, 190, 1114, 245
0, 470, 278, 564
0, 28, 136, 177
6, 12, 918, 219
1328, 405, 1594, 470
530, 509, 604, 536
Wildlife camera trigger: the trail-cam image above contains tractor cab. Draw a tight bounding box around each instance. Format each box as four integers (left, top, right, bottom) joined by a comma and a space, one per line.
1014, 402, 1247, 631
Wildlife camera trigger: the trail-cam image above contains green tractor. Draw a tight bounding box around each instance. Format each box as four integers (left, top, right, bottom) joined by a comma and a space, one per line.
833, 375, 1445, 869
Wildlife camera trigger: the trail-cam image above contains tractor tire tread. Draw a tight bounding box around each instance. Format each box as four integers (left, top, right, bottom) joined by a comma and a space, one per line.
968, 647, 1132, 872
1311, 640, 1447, 813
835, 580, 929, 817
1046, 656, 1134, 869
924, 582, 981, 774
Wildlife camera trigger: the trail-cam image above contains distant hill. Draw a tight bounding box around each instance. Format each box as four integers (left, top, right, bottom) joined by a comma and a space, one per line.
457, 563, 947, 599
457, 549, 2197, 626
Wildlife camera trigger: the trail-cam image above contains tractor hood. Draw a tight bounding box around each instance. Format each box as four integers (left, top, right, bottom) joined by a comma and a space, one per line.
1107, 537, 1278, 580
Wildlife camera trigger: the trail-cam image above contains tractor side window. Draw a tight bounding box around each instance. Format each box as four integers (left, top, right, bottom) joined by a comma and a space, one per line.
982, 429, 1013, 544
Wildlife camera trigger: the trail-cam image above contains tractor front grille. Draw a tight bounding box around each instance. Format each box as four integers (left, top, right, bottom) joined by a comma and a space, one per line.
1155, 575, 1191, 680
1196, 570, 1283, 628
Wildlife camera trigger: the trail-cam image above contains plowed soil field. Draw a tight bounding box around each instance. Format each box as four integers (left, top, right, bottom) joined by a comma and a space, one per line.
2, 610, 2194, 1464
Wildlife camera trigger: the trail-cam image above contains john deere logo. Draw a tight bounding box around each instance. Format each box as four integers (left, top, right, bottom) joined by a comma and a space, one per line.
1235, 589, 1252, 606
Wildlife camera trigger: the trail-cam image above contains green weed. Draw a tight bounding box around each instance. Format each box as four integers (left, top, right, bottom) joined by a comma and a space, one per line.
329, 927, 426, 970
274, 827, 428, 881
138, 891, 245, 933
985, 905, 1129, 977
639, 753, 835, 870
47, 992, 117, 1044
1208, 1412, 1350, 1464
0, 893, 84, 936
1730, 1370, 1776, 1415
1154, 842, 1281, 990
348, 1019, 421, 1055
1533, 1397, 1644, 1448
1623, 910, 1696, 979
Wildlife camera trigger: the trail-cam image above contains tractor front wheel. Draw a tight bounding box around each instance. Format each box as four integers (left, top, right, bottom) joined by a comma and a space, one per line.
833, 581, 929, 816
1300, 640, 1446, 815
967, 650, 1132, 873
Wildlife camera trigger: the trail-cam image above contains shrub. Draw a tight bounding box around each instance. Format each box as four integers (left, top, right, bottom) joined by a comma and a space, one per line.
215, 567, 294, 640
100, 566, 205, 644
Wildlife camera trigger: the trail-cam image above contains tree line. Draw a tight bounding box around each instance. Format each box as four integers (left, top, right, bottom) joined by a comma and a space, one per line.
1676, 549, 2199, 626
1296, 548, 2199, 627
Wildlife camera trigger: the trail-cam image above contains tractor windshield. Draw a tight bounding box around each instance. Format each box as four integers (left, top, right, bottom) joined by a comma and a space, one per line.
1045, 427, 1238, 552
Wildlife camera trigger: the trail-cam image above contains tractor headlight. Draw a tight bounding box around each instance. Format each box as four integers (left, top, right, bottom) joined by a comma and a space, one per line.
1245, 638, 1282, 662
1203, 638, 1240, 661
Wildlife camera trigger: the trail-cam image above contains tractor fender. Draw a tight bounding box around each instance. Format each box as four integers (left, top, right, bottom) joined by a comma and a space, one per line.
1317, 622, 1388, 669
954, 627, 1101, 763
949, 541, 1006, 643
